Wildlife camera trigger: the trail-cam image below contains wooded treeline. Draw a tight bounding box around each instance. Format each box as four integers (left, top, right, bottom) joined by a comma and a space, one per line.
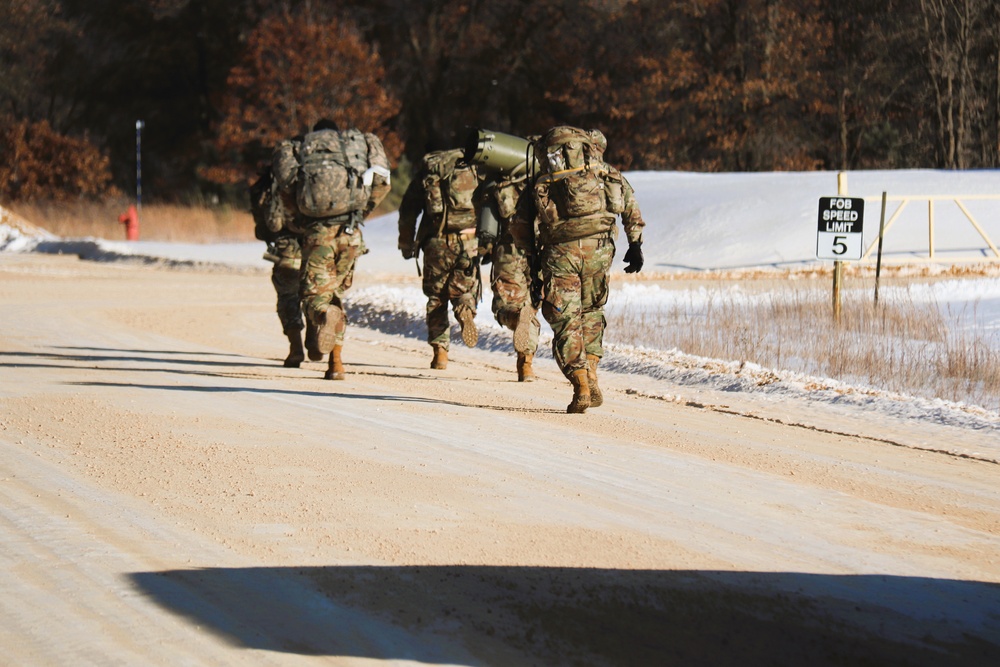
3, 0, 1000, 204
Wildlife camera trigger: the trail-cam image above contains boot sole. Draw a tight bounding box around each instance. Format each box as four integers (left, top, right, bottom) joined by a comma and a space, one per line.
316, 309, 343, 355
512, 304, 535, 353
458, 310, 478, 347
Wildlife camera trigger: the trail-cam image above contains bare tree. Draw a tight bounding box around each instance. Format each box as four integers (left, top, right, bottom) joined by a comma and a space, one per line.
917, 0, 991, 168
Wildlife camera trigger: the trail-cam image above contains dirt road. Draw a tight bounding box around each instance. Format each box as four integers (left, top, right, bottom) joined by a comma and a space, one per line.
1, 253, 998, 666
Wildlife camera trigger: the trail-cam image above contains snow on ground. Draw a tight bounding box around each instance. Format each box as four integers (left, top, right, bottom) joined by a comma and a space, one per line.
3, 169, 999, 447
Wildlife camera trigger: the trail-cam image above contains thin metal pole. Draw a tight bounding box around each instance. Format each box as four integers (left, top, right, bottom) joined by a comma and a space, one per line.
874, 191, 887, 306
833, 260, 842, 321
136, 120, 144, 212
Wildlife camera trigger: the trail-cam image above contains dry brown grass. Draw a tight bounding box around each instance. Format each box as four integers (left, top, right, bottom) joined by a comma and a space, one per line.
607, 279, 1000, 411
9, 199, 256, 243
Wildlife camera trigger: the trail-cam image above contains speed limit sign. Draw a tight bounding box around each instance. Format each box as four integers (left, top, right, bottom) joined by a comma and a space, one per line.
816, 197, 864, 261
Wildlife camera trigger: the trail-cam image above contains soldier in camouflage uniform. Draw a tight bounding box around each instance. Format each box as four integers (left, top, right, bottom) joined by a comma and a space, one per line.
298, 221, 368, 378
274, 119, 391, 380
398, 148, 481, 370
250, 163, 307, 368
511, 126, 645, 413
480, 175, 540, 382
268, 234, 307, 366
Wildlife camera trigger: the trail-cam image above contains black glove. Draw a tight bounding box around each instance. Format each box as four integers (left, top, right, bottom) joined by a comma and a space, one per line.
623, 241, 644, 273
400, 245, 415, 260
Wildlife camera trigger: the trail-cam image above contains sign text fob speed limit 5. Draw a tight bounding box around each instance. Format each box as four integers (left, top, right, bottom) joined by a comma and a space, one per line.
816, 196, 865, 261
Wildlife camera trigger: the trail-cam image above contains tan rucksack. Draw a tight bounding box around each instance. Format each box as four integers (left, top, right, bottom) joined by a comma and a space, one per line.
421, 148, 480, 233
273, 129, 391, 220
532, 126, 626, 243
297, 128, 373, 218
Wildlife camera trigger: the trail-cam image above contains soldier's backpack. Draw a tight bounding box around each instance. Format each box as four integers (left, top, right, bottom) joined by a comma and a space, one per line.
249, 168, 278, 242
291, 128, 379, 219
531, 126, 626, 243
271, 138, 300, 192
422, 148, 480, 232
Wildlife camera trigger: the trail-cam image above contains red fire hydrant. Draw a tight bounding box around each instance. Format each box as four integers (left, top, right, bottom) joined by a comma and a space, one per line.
118, 204, 139, 241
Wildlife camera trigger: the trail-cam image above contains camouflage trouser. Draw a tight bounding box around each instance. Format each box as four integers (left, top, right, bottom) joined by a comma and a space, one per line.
491, 241, 539, 354
300, 221, 366, 346
421, 233, 480, 349
270, 236, 303, 335
540, 237, 614, 378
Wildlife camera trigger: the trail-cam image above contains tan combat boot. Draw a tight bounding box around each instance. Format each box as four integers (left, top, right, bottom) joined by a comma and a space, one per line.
567, 368, 591, 414
324, 345, 346, 380
283, 330, 305, 368
587, 354, 603, 407
431, 345, 448, 370
517, 352, 536, 382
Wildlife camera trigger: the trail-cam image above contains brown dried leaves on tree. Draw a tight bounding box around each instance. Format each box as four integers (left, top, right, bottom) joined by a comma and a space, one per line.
0, 117, 116, 202
206, 12, 402, 186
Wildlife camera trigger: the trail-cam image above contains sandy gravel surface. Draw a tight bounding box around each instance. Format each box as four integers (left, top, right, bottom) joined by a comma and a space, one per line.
1, 253, 998, 666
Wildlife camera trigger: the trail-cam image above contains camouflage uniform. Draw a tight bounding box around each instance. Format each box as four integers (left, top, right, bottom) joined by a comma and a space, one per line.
273, 122, 391, 379
487, 177, 540, 357
398, 149, 481, 362
539, 236, 616, 373
269, 234, 304, 336
418, 233, 480, 349
251, 164, 305, 367
299, 220, 366, 347
512, 126, 645, 410
536, 179, 643, 376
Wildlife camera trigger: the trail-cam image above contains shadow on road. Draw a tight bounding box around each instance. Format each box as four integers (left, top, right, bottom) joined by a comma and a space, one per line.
67, 380, 559, 413
130, 564, 1000, 666
0, 348, 275, 369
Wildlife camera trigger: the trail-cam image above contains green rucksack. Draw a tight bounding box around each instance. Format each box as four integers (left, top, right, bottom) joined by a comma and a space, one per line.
422, 148, 480, 232
531, 126, 626, 243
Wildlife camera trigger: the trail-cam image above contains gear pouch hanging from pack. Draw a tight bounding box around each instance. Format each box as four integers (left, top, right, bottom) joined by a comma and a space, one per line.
445, 164, 478, 213
533, 179, 560, 228
423, 172, 446, 214
494, 181, 521, 219
604, 170, 625, 214
272, 141, 300, 191
555, 167, 606, 218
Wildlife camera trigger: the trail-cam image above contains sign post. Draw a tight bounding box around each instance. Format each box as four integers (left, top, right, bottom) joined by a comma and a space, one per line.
817, 193, 865, 321
874, 191, 887, 306
135, 120, 144, 209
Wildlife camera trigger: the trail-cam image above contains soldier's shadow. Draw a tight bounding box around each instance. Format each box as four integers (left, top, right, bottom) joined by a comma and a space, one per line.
68, 381, 561, 413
